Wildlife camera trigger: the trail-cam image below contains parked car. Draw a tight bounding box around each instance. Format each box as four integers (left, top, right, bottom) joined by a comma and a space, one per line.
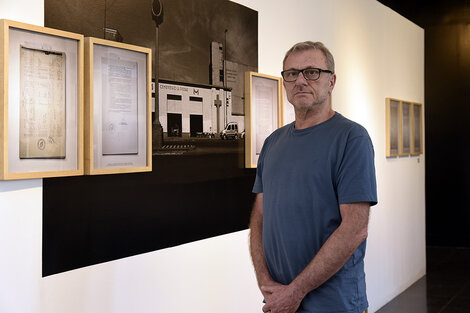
220, 122, 239, 140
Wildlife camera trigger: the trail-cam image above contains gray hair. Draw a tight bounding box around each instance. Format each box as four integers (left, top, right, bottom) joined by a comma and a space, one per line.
283, 41, 335, 72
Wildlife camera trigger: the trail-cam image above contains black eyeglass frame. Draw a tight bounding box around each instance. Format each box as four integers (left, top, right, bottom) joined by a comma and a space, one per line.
281, 67, 334, 82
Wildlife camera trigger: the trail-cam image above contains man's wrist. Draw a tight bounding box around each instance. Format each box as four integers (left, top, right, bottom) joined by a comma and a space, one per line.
289, 279, 310, 302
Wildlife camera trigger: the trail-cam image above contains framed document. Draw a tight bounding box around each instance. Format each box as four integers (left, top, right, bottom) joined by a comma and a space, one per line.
386, 98, 424, 157
411, 102, 423, 155
401, 101, 412, 155
244, 72, 283, 168
0, 19, 84, 180
84, 37, 151, 175
386, 98, 400, 157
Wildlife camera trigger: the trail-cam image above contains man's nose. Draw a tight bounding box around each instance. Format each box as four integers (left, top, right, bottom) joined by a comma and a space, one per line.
295, 71, 309, 85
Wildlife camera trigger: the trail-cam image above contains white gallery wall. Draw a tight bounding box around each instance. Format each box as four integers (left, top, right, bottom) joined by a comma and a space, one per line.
0, 0, 425, 312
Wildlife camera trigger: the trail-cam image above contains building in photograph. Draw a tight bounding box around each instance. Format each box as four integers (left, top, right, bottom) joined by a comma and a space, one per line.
158, 80, 244, 139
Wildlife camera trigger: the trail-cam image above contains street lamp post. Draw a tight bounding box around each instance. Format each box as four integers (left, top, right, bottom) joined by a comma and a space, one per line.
152, 0, 164, 150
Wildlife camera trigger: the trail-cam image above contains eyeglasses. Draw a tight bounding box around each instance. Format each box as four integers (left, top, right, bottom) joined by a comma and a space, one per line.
281, 67, 333, 82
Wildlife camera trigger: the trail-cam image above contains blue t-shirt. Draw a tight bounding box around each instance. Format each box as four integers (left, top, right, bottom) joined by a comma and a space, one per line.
253, 113, 377, 313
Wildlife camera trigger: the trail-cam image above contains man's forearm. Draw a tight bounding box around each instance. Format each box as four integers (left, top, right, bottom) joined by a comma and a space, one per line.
249, 194, 275, 288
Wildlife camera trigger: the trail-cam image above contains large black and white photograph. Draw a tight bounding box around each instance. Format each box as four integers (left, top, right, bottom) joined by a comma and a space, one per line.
46, 0, 257, 153
43, 0, 258, 275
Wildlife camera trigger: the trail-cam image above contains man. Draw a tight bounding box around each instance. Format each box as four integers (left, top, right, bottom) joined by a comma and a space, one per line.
249, 41, 377, 313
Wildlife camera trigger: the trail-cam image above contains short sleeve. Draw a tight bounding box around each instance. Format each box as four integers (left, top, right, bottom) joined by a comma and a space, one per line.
252, 140, 268, 194
336, 131, 378, 206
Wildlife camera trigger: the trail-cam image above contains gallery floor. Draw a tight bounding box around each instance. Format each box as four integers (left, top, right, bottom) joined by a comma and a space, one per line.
376, 246, 470, 313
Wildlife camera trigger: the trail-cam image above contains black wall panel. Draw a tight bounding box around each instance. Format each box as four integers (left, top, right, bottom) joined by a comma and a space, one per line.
43, 149, 256, 276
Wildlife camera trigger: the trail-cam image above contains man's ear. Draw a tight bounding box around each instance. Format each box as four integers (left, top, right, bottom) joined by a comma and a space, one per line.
329, 73, 336, 89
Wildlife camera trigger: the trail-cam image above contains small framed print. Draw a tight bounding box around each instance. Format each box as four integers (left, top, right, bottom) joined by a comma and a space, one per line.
84, 37, 152, 175
244, 72, 283, 168
401, 101, 412, 155
411, 102, 423, 155
386, 98, 423, 157
386, 98, 400, 157
0, 19, 84, 180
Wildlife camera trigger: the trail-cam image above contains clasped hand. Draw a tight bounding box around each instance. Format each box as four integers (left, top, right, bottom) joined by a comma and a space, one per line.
261, 282, 302, 313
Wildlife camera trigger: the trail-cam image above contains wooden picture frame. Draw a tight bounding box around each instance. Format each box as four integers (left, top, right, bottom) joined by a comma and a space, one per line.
386, 97, 423, 157
244, 72, 283, 168
84, 37, 152, 175
386, 98, 401, 157
0, 19, 84, 180
411, 102, 423, 155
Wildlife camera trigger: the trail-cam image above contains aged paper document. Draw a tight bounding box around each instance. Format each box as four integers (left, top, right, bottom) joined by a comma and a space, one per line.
20, 47, 66, 159
101, 57, 138, 155
254, 79, 275, 155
